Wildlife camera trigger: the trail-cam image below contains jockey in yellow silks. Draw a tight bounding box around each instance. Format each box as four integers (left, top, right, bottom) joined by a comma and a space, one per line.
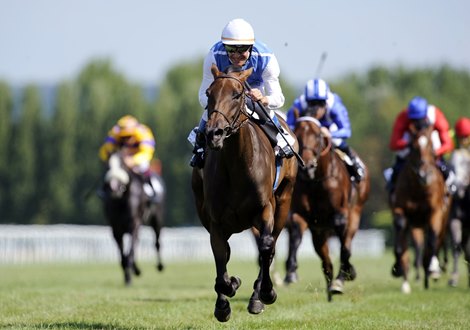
99, 115, 163, 201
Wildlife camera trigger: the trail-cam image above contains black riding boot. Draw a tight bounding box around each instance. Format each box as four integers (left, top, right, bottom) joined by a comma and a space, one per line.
341, 145, 364, 182
190, 130, 206, 169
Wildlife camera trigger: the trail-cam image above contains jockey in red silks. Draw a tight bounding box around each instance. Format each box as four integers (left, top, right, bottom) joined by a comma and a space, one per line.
385, 96, 454, 192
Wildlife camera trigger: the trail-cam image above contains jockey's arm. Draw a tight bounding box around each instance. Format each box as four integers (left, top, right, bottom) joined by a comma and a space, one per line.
434, 110, 453, 156
389, 111, 410, 151
198, 52, 216, 109
261, 55, 285, 110
99, 135, 118, 162
328, 101, 351, 139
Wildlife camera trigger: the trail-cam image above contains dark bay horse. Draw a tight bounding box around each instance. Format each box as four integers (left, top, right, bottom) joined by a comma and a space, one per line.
390, 122, 448, 293
102, 151, 164, 285
288, 115, 370, 301
191, 64, 298, 322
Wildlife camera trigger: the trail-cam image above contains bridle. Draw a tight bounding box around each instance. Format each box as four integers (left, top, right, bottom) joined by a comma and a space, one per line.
296, 116, 331, 180
206, 74, 250, 137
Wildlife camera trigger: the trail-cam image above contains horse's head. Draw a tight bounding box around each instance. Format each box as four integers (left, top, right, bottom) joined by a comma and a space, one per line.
204, 64, 253, 150
407, 121, 437, 185
104, 153, 131, 199
294, 116, 331, 180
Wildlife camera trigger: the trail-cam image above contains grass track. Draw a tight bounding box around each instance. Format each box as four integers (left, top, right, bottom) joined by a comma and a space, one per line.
0, 251, 469, 329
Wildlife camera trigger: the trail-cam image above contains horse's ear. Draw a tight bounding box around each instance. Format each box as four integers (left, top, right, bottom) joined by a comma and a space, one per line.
211, 64, 221, 78
293, 108, 300, 120
239, 67, 253, 81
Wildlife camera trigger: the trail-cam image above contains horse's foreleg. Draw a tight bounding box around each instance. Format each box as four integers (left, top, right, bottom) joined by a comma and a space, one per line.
113, 230, 131, 285
425, 210, 445, 286
210, 227, 240, 322
392, 211, 411, 293
312, 231, 334, 301
448, 218, 462, 287
336, 209, 359, 283
411, 227, 424, 281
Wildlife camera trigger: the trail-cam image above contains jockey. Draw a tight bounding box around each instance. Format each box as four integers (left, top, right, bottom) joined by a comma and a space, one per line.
450, 117, 470, 195
99, 115, 163, 201
188, 18, 295, 168
286, 78, 365, 182
386, 96, 454, 192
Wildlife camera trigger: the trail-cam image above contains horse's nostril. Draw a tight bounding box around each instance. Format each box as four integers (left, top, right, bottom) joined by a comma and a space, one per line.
214, 128, 224, 137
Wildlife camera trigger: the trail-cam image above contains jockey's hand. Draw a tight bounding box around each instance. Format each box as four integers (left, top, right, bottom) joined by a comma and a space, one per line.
246, 88, 268, 106
320, 126, 332, 139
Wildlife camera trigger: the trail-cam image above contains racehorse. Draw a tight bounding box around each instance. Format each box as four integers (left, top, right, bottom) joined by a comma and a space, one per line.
390, 121, 448, 293
447, 146, 470, 287
102, 151, 164, 285
288, 115, 370, 301
191, 64, 298, 322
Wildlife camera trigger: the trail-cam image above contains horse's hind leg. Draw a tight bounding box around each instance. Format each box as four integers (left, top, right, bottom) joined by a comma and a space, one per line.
150, 209, 164, 272
284, 213, 306, 284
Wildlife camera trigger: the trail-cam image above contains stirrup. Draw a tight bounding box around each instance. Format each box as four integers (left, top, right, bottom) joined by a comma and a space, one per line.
275, 145, 294, 159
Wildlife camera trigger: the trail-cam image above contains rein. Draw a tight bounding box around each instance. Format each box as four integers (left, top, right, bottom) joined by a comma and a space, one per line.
206, 74, 249, 137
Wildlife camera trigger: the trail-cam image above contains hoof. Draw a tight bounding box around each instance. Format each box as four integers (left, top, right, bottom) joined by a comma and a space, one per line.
401, 281, 411, 294
284, 272, 299, 284
391, 263, 403, 278
248, 298, 265, 314
448, 273, 458, 287
329, 279, 344, 295
157, 263, 164, 272
214, 301, 231, 322
342, 266, 357, 281
260, 289, 277, 305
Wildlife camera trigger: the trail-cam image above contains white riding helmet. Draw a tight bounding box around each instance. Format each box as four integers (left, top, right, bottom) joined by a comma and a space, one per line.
221, 18, 255, 45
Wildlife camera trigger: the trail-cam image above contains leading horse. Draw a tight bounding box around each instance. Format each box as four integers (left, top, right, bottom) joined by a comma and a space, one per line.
287, 115, 370, 301
102, 151, 164, 285
191, 65, 298, 322
390, 121, 448, 293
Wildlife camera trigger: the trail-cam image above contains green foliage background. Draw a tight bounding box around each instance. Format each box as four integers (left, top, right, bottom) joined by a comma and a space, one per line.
0, 60, 469, 230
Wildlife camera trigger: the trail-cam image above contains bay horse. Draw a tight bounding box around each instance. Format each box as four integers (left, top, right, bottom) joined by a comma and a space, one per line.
447, 147, 470, 287
390, 121, 448, 293
288, 115, 370, 301
102, 151, 164, 285
191, 64, 298, 322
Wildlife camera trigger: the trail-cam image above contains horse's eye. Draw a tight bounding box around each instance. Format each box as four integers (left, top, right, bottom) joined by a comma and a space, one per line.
232, 91, 242, 100
206, 89, 211, 97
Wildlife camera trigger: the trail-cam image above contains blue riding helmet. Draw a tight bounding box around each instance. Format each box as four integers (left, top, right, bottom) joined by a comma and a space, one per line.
407, 96, 428, 119
305, 79, 329, 101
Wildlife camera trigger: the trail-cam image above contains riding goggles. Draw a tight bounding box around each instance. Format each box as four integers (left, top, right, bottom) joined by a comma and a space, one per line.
224, 44, 252, 54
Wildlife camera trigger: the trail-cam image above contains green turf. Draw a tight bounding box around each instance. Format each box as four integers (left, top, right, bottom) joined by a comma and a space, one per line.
0, 251, 469, 329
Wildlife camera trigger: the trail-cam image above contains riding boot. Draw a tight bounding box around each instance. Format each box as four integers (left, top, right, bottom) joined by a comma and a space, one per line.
387, 156, 405, 193
341, 145, 364, 182
189, 119, 207, 168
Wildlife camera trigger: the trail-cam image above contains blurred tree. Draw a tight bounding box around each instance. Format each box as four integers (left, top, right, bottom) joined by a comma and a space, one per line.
9, 85, 44, 223
0, 81, 13, 218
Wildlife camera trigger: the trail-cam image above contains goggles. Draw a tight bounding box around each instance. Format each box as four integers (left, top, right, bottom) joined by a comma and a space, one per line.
306, 100, 327, 107
224, 44, 252, 54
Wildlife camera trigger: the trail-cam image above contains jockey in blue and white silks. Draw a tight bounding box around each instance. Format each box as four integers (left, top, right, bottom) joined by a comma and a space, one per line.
286, 78, 364, 181
188, 18, 295, 168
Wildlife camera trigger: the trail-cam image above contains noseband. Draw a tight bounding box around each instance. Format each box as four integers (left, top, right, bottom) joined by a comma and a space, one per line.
206, 75, 249, 137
